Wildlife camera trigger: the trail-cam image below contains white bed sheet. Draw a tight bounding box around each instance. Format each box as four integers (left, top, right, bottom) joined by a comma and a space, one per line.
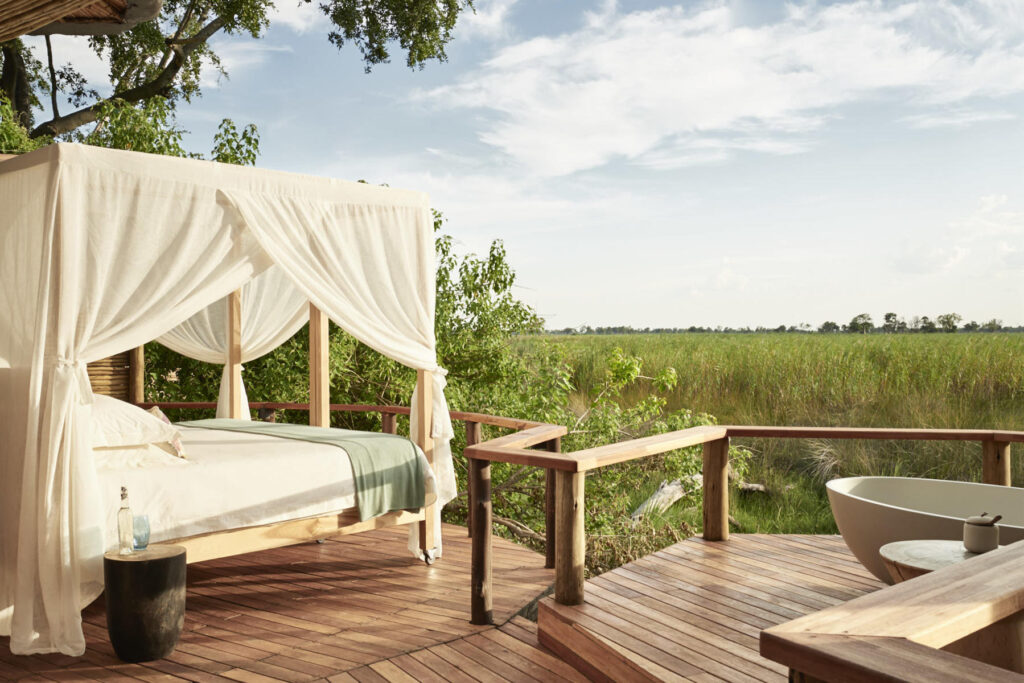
96, 425, 435, 549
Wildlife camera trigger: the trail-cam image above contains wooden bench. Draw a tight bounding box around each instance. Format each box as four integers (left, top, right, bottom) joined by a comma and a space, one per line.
760, 540, 1024, 681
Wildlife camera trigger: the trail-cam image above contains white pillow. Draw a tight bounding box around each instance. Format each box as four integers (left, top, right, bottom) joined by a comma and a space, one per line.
91, 394, 183, 453
94, 443, 190, 470
146, 406, 187, 458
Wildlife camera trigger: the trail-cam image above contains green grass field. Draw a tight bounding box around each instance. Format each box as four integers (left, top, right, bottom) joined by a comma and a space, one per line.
522, 333, 1024, 534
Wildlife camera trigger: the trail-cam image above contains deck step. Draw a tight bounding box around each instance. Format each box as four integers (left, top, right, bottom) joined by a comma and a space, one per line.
537, 534, 882, 682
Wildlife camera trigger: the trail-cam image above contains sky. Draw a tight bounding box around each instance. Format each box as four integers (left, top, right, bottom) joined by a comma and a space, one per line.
27, 0, 1024, 329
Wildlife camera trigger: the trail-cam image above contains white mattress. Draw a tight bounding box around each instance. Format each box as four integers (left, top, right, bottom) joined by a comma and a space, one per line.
95, 425, 434, 549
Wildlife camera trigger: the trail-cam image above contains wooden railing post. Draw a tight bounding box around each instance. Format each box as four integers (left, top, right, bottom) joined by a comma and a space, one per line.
555, 470, 585, 605
465, 421, 482, 537
983, 441, 1011, 486
544, 438, 561, 570
703, 436, 730, 541
381, 412, 397, 435
469, 456, 493, 625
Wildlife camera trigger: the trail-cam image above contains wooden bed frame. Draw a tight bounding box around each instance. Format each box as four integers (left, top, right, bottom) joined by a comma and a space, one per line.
90, 295, 439, 565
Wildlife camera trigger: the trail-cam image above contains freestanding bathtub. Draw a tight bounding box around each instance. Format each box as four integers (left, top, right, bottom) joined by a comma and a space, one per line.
827, 476, 1024, 583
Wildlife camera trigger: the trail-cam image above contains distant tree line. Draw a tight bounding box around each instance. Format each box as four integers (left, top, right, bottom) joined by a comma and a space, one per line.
549, 314, 1018, 335
817, 313, 1009, 334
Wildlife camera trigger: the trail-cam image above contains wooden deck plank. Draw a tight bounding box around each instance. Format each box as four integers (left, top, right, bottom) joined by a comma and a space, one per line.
429, 642, 506, 682
406, 648, 478, 683
5, 529, 887, 681
539, 534, 882, 681
1, 524, 553, 682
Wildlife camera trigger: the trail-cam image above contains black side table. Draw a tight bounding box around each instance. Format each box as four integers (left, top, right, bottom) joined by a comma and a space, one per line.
103, 544, 186, 662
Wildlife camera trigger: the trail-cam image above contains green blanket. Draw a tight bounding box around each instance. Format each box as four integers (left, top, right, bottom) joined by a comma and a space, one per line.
178, 419, 425, 522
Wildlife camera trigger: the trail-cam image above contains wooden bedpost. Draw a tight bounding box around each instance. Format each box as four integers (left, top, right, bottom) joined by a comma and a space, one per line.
415, 369, 437, 554
128, 345, 145, 404
309, 303, 329, 427
227, 290, 243, 418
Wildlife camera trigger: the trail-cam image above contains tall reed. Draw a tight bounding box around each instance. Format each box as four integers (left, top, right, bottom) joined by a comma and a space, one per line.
526, 333, 1024, 485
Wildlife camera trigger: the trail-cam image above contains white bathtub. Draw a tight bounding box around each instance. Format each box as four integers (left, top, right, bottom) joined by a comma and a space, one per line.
826, 476, 1024, 583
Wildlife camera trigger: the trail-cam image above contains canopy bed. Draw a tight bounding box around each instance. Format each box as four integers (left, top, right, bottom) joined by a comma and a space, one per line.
0, 143, 456, 657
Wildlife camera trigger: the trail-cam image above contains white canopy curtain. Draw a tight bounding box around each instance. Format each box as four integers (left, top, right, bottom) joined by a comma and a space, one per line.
0, 143, 454, 657
156, 266, 309, 418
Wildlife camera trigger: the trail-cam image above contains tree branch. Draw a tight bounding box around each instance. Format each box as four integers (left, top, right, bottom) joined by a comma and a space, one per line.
158, 0, 198, 71
44, 35, 59, 118
492, 516, 545, 543
30, 14, 226, 138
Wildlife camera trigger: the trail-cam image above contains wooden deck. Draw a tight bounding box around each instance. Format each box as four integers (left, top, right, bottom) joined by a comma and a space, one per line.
538, 534, 883, 682
0, 524, 556, 682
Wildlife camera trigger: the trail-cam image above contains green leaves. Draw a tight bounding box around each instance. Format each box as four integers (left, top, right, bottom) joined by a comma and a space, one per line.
0, 93, 49, 153
321, 0, 469, 71
74, 98, 260, 168
80, 97, 188, 155
211, 118, 260, 165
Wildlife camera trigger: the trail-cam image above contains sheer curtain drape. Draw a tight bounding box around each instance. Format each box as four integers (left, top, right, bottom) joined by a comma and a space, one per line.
219, 191, 458, 521
0, 146, 270, 655
0, 144, 447, 656
156, 266, 309, 418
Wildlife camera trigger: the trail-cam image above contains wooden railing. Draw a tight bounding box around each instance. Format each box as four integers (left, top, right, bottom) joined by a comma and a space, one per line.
464, 424, 1022, 625
141, 400, 1022, 629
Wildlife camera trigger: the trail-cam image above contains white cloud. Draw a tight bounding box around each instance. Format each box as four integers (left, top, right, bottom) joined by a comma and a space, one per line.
267, 0, 328, 34
201, 41, 293, 87
637, 133, 810, 170
895, 194, 1024, 275
416, 1, 1024, 176
901, 108, 1015, 128
458, 0, 520, 41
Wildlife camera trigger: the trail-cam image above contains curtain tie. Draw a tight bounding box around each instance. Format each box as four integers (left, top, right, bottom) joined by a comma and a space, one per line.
55, 356, 93, 404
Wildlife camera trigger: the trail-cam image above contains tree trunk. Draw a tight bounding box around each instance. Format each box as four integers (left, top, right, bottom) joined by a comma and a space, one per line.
1, 45, 33, 129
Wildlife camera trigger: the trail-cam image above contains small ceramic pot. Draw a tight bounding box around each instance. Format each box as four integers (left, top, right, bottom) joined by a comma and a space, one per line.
964, 513, 1000, 553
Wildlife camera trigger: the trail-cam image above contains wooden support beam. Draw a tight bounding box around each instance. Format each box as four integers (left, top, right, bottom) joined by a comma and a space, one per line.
381, 412, 397, 435
465, 421, 482, 537
554, 470, 585, 605
128, 345, 145, 404
227, 290, 243, 419
544, 437, 561, 570
309, 303, 329, 427
415, 369, 437, 553
702, 436, 729, 541
469, 456, 492, 625
982, 441, 1011, 486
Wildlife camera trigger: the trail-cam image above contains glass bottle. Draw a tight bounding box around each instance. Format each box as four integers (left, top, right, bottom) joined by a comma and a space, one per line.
117, 487, 134, 555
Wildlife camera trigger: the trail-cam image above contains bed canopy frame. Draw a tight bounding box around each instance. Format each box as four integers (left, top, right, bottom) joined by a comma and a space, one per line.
0, 143, 454, 657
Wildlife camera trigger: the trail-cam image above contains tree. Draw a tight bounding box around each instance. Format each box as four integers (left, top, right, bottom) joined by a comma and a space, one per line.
1, 0, 471, 140
919, 316, 937, 333
936, 313, 962, 333
818, 321, 840, 333
882, 312, 899, 333
963, 320, 980, 332
982, 319, 1003, 332
846, 313, 873, 334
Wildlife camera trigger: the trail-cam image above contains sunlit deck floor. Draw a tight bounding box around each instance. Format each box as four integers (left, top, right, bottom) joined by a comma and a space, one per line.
0, 524, 558, 682
538, 534, 884, 682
